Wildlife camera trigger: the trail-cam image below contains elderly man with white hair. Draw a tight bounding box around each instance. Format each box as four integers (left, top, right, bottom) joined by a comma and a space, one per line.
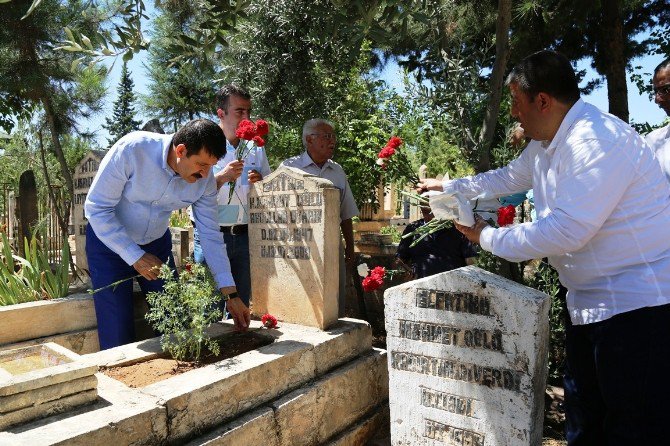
280, 119, 359, 315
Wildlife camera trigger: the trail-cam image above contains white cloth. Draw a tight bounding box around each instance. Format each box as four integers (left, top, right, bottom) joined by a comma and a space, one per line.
442, 100, 670, 325
645, 123, 670, 183
214, 140, 271, 225
280, 151, 359, 221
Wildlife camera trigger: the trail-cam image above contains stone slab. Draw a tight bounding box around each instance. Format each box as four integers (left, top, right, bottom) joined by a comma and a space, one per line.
137, 319, 371, 443
0, 388, 98, 431
249, 167, 341, 329
384, 266, 550, 446
326, 404, 390, 446
0, 375, 97, 414
1, 330, 100, 356
184, 407, 279, 446
0, 293, 96, 345
0, 374, 168, 445
0, 343, 97, 397
272, 348, 388, 445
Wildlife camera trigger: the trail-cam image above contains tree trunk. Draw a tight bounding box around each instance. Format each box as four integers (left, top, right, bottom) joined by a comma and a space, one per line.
477, 0, 512, 173
601, 0, 629, 122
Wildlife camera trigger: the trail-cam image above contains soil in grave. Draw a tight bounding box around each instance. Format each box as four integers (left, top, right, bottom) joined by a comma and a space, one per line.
101, 331, 274, 388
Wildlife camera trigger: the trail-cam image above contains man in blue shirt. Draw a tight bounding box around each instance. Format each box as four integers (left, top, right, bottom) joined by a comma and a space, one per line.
85, 119, 249, 350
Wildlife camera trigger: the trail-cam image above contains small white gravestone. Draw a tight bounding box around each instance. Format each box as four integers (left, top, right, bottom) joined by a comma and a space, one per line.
248, 166, 341, 329
385, 266, 550, 446
170, 226, 192, 269
72, 151, 105, 271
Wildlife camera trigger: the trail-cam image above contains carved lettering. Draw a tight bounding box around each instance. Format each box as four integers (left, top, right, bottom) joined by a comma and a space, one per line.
390, 351, 522, 392
260, 245, 311, 260
420, 387, 475, 417
424, 419, 485, 446
261, 228, 314, 242
415, 289, 492, 316
398, 320, 503, 353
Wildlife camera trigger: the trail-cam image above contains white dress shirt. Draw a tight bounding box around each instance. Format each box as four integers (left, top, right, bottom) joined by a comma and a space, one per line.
85, 131, 234, 288
443, 100, 670, 325
645, 123, 670, 182
214, 139, 271, 225
280, 151, 359, 221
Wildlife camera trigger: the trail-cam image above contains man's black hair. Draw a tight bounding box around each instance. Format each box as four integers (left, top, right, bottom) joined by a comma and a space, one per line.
172, 119, 226, 159
654, 57, 670, 78
506, 50, 580, 105
215, 84, 251, 111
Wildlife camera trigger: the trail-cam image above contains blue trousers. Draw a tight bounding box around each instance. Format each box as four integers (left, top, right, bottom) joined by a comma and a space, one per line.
86, 227, 174, 350
564, 303, 670, 445
193, 227, 251, 308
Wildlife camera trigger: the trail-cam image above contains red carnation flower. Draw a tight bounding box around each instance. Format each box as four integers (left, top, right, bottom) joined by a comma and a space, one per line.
235, 119, 256, 141
387, 136, 403, 149
370, 266, 386, 280
362, 275, 383, 292
497, 205, 516, 227
252, 136, 266, 147
184, 263, 192, 273
261, 313, 278, 328
255, 119, 269, 136
378, 146, 396, 159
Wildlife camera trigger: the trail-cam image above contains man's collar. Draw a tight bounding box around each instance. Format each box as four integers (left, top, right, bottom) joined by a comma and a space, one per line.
300, 151, 332, 169
163, 134, 175, 173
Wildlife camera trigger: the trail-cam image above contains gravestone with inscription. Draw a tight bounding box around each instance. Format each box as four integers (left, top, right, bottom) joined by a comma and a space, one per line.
385, 266, 550, 446
72, 151, 106, 271
248, 166, 341, 329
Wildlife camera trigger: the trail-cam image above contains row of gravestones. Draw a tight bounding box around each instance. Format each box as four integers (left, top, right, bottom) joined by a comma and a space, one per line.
73, 151, 550, 445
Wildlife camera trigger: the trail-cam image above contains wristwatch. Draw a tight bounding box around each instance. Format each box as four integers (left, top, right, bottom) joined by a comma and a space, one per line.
222, 291, 238, 302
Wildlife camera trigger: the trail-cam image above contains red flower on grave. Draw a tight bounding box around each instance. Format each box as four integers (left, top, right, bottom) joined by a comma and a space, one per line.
370, 266, 386, 280
362, 275, 383, 292
252, 135, 266, 147
387, 136, 403, 149
255, 119, 269, 137
184, 262, 193, 273
261, 313, 278, 329
378, 146, 396, 159
497, 205, 516, 227
235, 119, 257, 141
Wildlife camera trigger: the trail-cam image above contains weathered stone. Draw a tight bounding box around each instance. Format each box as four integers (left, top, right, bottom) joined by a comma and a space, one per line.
0, 294, 97, 346
0, 374, 168, 445
249, 167, 341, 329
325, 405, 390, 446
0, 389, 98, 431
271, 348, 388, 445
0, 375, 97, 414
72, 151, 105, 271
0, 343, 97, 397
384, 266, 550, 446
170, 227, 193, 269
2, 330, 100, 356
184, 407, 279, 446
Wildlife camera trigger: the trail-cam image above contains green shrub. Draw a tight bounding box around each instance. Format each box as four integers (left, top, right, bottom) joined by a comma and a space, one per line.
379, 225, 402, 243
145, 262, 222, 363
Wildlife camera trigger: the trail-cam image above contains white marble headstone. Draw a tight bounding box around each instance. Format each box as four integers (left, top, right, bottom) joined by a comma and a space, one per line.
384, 266, 550, 446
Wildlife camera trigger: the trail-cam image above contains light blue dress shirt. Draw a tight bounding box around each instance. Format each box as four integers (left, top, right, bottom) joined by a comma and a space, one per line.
84, 131, 234, 288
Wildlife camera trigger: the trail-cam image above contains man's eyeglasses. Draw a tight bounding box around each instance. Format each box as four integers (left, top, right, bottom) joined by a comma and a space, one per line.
654, 84, 670, 97
309, 133, 337, 141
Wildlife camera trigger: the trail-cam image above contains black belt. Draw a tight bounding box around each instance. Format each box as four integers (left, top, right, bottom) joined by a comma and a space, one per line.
220, 224, 248, 235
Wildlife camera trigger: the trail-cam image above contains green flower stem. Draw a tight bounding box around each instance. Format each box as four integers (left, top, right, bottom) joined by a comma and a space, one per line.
88, 273, 142, 295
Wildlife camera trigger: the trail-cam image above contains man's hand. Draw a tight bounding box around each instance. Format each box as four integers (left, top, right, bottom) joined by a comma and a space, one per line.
454, 214, 489, 245
215, 160, 244, 188
416, 178, 444, 193
221, 287, 250, 331
133, 253, 163, 280
248, 169, 263, 184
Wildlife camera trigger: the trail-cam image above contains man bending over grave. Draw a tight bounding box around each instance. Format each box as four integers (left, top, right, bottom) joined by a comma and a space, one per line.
280, 119, 359, 316
85, 119, 249, 350
419, 50, 670, 445
645, 57, 670, 181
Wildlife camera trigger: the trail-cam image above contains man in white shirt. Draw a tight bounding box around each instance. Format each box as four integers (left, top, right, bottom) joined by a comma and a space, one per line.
420, 50, 670, 445
645, 57, 670, 180
280, 119, 359, 315
192, 85, 271, 310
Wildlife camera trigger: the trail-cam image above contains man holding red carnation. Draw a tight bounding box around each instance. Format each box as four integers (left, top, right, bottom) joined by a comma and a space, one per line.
192, 84, 271, 319
420, 51, 670, 445
280, 119, 359, 316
